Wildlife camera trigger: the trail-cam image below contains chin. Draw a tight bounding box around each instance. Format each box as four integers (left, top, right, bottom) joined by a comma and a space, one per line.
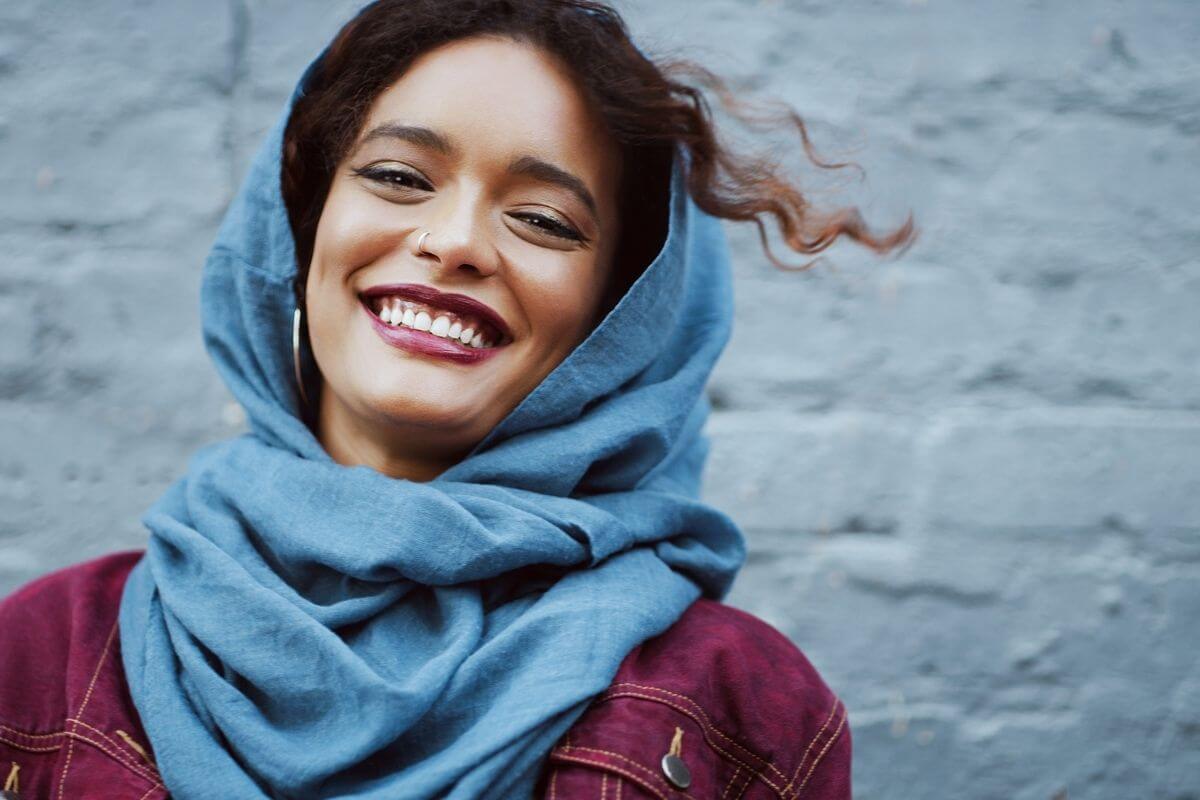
356, 381, 497, 437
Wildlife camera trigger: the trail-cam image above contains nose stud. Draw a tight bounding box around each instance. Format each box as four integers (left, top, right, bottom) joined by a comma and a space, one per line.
417, 230, 433, 255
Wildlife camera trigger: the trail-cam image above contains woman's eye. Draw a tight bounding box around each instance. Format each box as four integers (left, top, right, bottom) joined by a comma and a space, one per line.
353, 165, 432, 192
353, 166, 582, 244
510, 212, 583, 243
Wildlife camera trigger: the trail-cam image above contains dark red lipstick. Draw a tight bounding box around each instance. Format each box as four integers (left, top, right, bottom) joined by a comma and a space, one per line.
359, 283, 512, 343
358, 283, 511, 365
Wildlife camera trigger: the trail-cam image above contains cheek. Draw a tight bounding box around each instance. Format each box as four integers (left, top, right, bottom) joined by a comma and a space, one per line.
310, 186, 405, 286
304, 192, 389, 372
518, 261, 609, 346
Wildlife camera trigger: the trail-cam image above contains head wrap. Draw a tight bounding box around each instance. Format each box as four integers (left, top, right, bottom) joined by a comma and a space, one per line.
118, 9, 745, 798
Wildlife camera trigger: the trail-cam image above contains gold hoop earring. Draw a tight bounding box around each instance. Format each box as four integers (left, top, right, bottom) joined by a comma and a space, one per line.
292, 306, 310, 410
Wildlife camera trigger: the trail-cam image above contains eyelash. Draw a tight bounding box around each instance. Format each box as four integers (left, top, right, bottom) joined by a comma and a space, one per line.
352, 165, 585, 243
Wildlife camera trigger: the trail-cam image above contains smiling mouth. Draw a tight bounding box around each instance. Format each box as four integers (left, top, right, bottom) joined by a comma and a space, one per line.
362, 295, 506, 350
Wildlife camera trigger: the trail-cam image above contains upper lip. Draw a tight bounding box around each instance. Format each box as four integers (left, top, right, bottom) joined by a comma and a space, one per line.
358, 283, 512, 343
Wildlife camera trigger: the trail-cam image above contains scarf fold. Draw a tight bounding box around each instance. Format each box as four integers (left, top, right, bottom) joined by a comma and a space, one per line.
119, 13, 745, 798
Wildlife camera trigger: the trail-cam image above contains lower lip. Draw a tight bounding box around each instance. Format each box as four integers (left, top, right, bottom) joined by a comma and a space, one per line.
360, 300, 505, 364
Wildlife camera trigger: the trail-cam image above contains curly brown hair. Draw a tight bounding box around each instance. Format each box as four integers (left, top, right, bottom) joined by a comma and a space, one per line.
281, 0, 916, 317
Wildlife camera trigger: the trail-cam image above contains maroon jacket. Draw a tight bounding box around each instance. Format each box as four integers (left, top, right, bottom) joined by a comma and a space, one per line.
0, 550, 850, 799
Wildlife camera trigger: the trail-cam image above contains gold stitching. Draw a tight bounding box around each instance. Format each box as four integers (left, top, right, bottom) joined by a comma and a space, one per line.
732, 766, 755, 800
59, 619, 119, 799
550, 753, 667, 800
0, 732, 63, 753
67, 719, 160, 781
601, 772, 608, 800
720, 766, 742, 800
3, 761, 18, 793
65, 728, 162, 786
551, 768, 557, 800
782, 697, 840, 795
607, 683, 785, 782
599, 689, 784, 793
559, 744, 675, 795
608, 683, 777, 766
0, 725, 63, 741
795, 703, 847, 796
78, 621, 119, 717
56, 729, 75, 798
67, 734, 162, 786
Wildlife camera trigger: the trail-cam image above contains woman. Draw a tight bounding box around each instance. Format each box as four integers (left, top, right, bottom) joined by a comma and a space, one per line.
0, 1, 913, 797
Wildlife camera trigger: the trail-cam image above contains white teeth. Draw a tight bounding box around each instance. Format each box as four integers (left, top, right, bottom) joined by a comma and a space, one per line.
372, 298, 498, 348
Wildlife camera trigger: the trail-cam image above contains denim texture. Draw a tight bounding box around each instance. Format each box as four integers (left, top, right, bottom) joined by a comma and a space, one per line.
1, 552, 850, 799
0, 551, 166, 800
540, 599, 851, 799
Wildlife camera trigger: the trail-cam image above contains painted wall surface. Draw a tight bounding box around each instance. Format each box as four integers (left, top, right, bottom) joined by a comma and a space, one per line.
1, 1, 1197, 797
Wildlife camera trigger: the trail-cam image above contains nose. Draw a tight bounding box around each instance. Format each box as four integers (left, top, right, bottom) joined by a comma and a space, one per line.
416, 185, 501, 279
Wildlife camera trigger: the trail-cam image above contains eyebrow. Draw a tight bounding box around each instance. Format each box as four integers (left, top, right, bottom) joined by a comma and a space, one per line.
357, 122, 599, 222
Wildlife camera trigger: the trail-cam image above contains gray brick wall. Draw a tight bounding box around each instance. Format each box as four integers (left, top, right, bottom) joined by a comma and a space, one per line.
2, 1, 1197, 797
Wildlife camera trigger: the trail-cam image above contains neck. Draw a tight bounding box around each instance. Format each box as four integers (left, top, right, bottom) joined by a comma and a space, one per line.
314, 385, 465, 482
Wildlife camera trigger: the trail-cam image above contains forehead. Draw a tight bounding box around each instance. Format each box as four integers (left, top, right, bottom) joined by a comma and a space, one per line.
358, 35, 619, 179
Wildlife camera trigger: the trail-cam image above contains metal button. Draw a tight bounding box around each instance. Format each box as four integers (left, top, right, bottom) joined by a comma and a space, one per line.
661, 752, 692, 789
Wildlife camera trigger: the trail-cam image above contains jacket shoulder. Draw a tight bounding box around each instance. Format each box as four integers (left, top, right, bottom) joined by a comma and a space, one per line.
1, 549, 144, 610
0, 549, 145, 729
540, 599, 851, 799
0, 549, 165, 799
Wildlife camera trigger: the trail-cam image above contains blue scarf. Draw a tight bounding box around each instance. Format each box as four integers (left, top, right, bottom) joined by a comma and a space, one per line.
118, 29, 745, 800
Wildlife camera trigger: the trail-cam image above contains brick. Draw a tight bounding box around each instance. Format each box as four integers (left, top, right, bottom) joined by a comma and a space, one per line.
921, 410, 1200, 530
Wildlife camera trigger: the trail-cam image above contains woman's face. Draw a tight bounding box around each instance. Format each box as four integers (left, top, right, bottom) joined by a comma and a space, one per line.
304, 35, 623, 479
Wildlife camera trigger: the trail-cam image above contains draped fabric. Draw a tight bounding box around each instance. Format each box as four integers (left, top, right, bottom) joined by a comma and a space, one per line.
118, 12, 745, 799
